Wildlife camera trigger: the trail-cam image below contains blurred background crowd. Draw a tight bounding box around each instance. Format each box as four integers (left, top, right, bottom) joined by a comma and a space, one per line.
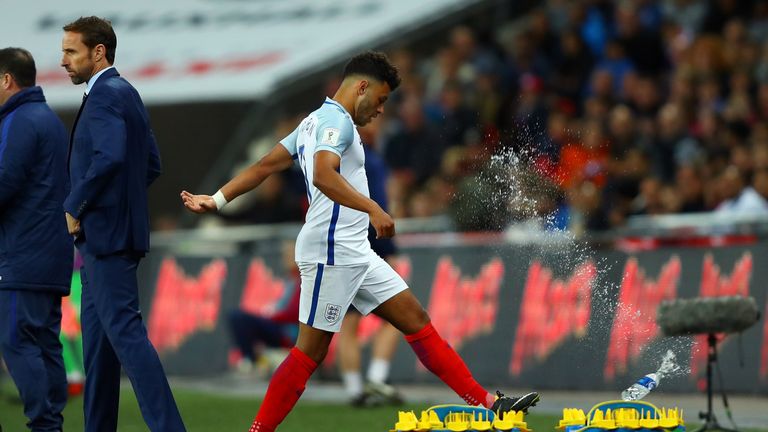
216, 0, 768, 234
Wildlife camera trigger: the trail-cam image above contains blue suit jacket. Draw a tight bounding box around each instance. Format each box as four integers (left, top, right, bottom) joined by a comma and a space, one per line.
65, 68, 161, 256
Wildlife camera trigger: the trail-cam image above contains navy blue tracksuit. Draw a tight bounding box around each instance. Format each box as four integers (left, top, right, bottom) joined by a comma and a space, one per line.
66, 68, 185, 432
0, 86, 73, 431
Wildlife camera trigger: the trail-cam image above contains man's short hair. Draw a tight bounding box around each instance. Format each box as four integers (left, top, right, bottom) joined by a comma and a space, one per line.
63, 16, 117, 64
0, 48, 36, 88
343, 51, 401, 91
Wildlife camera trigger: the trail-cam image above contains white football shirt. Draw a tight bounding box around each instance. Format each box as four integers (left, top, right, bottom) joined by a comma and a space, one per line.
280, 97, 371, 265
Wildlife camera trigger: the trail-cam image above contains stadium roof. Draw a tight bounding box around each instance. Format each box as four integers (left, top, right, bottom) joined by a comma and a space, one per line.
8, 0, 482, 108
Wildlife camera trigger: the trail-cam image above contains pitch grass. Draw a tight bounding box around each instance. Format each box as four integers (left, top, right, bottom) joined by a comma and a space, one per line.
3, 384, 549, 432
1, 383, 766, 432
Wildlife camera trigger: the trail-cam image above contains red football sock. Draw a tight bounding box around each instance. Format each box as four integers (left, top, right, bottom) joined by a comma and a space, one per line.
249, 347, 318, 432
406, 322, 495, 408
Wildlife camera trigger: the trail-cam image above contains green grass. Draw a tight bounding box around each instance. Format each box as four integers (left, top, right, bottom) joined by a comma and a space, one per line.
0, 383, 553, 432
1, 383, 766, 431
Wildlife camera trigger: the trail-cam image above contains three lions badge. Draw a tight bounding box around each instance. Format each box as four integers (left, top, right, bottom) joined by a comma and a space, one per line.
324, 303, 342, 324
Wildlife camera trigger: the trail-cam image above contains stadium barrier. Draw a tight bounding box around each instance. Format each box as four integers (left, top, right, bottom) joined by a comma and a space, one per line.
137, 215, 768, 394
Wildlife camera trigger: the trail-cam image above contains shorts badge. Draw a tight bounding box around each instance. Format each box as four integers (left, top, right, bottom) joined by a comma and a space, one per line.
325, 303, 342, 324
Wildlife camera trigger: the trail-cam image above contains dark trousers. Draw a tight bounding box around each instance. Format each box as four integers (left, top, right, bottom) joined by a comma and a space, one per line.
229, 310, 291, 361
0, 290, 67, 432
80, 252, 186, 432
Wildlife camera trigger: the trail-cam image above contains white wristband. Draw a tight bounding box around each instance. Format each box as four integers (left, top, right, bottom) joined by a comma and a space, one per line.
212, 190, 228, 210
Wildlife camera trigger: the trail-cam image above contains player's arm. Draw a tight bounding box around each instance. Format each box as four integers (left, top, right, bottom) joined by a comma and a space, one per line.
313, 150, 394, 238
180, 143, 294, 213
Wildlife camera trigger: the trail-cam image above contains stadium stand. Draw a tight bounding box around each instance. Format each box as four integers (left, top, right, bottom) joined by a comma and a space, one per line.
214, 0, 768, 233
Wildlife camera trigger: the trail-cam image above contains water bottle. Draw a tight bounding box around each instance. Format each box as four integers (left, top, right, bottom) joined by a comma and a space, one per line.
621, 373, 659, 401
621, 350, 679, 401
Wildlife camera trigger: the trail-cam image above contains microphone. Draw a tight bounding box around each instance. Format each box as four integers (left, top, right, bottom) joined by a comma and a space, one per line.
657, 296, 761, 336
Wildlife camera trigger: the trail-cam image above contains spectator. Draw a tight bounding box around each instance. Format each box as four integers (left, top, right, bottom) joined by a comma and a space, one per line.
422, 48, 466, 103
676, 165, 708, 212
596, 40, 636, 96
528, 9, 561, 61
607, 105, 648, 164
615, 1, 669, 75
753, 168, 768, 200
424, 80, 478, 149
384, 95, 444, 186
750, 1, 768, 42
668, 71, 696, 110
556, 120, 610, 189
631, 177, 668, 215
551, 30, 593, 105
701, 0, 752, 35
662, 0, 708, 34
752, 143, 768, 170
715, 165, 768, 213
650, 103, 702, 183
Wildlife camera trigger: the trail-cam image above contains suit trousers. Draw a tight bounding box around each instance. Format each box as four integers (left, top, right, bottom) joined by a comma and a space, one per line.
0, 290, 67, 432
80, 251, 186, 432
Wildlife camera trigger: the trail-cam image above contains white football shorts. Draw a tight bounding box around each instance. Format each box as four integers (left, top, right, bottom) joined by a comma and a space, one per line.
298, 250, 408, 332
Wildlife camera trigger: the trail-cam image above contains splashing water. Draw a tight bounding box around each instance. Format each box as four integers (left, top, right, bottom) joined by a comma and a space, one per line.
463, 143, 619, 361
457, 135, 690, 379
658, 349, 683, 379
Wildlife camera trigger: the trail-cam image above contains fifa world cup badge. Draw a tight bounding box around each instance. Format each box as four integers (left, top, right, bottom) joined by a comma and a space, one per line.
321, 127, 340, 146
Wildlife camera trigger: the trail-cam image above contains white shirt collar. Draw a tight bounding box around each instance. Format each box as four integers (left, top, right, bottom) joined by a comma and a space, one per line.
85, 66, 115, 95
325, 97, 348, 112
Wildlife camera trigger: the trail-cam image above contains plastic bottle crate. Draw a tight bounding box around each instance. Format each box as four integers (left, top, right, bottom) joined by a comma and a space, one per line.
390, 404, 530, 432
390, 400, 685, 431
558, 400, 685, 432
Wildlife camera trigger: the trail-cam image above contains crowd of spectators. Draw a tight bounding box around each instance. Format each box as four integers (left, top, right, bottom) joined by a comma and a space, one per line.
226, 0, 768, 233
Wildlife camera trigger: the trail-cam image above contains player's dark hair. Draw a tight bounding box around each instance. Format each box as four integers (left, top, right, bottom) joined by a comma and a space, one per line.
63, 16, 117, 64
0, 47, 36, 87
343, 51, 401, 91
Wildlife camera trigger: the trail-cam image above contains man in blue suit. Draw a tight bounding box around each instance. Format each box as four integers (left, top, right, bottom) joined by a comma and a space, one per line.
60, 17, 186, 432
0, 47, 72, 432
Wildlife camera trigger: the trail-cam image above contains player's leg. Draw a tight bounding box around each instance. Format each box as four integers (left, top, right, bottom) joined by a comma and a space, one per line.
363, 241, 403, 400
337, 310, 365, 403
370, 289, 496, 407
250, 262, 367, 432
365, 321, 403, 403
369, 321, 399, 377
358, 253, 539, 412
250, 324, 331, 432
374, 290, 539, 412
366, 241, 405, 385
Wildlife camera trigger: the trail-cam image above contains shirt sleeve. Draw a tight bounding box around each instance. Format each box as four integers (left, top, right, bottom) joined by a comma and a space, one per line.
279, 126, 299, 159
314, 112, 354, 157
